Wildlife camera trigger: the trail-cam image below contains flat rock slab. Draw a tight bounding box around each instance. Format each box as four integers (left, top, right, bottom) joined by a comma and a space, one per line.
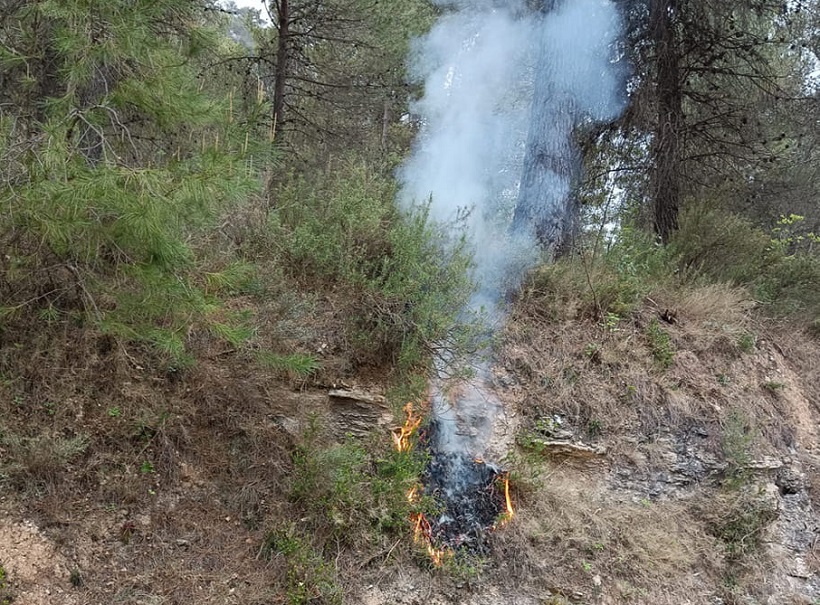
329, 389, 392, 437
531, 439, 607, 458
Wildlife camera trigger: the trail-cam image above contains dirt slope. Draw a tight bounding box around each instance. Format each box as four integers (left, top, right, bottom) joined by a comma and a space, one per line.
1, 284, 819, 605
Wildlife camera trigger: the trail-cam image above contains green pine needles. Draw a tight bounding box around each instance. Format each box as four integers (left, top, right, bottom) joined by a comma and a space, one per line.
0, 0, 268, 366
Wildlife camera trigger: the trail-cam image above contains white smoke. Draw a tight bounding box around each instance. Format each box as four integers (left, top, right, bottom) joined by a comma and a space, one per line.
400, 0, 626, 459
400, 0, 624, 306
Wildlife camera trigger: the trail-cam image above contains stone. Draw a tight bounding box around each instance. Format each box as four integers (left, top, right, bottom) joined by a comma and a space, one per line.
530, 439, 606, 458
328, 389, 392, 437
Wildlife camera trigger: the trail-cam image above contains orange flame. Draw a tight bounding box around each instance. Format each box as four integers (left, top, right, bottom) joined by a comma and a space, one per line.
407, 485, 419, 503
392, 403, 448, 565
494, 473, 515, 528
410, 512, 450, 566
392, 402, 422, 453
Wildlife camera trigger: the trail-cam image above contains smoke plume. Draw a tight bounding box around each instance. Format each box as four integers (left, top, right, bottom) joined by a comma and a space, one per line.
400, 0, 625, 463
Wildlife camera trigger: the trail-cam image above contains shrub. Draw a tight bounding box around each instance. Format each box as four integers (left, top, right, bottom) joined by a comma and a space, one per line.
669, 206, 773, 284
260, 524, 342, 605
646, 319, 675, 369
670, 206, 820, 320
271, 163, 478, 371
523, 227, 672, 320
288, 422, 427, 544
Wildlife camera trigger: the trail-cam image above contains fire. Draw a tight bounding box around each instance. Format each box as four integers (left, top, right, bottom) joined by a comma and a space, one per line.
494, 473, 515, 528
410, 512, 450, 566
392, 402, 450, 565
392, 402, 422, 452
406, 485, 419, 503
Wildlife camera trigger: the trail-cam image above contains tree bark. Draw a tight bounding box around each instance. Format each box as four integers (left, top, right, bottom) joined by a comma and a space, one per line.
650, 0, 683, 243
272, 0, 290, 140
512, 0, 581, 259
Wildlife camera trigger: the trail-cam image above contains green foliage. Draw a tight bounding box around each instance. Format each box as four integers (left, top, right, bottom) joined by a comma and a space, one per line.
670, 205, 775, 284
0, 0, 270, 368
762, 381, 785, 393
737, 332, 756, 353
645, 319, 674, 369
0, 563, 13, 605
525, 227, 672, 320
722, 412, 755, 488
289, 427, 426, 543
270, 163, 477, 371
711, 490, 777, 562
256, 352, 320, 378
260, 524, 342, 605
670, 206, 820, 319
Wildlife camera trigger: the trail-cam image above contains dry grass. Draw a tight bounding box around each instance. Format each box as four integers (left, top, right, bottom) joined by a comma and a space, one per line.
493, 466, 721, 604
502, 279, 803, 446
1, 257, 819, 605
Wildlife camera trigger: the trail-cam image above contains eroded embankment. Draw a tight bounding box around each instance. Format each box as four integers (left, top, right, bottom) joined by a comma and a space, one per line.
2, 282, 820, 605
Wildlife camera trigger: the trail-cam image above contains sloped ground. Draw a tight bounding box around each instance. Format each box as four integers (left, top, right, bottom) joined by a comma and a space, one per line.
1, 282, 819, 605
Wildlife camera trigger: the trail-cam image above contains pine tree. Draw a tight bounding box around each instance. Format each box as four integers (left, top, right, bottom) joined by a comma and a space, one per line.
0, 0, 267, 364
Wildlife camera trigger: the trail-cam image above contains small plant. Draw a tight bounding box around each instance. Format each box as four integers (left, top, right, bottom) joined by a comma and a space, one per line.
737, 331, 756, 353
256, 351, 320, 378
139, 460, 155, 474
107, 407, 121, 417
762, 381, 785, 392
587, 419, 603, 438
584, 342, 602, 363
0, 563, 13, 605
260, 524, 342, 605
716, 373, 731, 386
646, 319, 675, 369
602, 312, 621, 331
622, 384, 638, 403
441, 550, 486, 582
69, 569, 82, 588
722, 412, 754, 488
712, 491, 777, 562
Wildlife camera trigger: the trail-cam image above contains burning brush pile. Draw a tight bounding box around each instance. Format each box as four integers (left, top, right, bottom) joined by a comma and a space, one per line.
393, 402, 514, 564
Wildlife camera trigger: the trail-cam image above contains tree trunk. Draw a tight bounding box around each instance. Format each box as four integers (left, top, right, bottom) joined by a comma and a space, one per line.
272, 0, 290, 140
512, 0, 581, 259
650, 0, 683, 243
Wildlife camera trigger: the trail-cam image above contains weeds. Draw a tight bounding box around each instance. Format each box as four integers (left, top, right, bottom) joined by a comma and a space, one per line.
256, 351, 320, 378
737, 332, 756, 353
762, 381, 785, 393
704, 489, 777, 563
646, 319, 675, 369
0, 564, 13, 605
260, 524, 342, 605
269, 164, 478, 372
288, 421, 426, 545
722, 412, 755, 489
1, 433, 89, 489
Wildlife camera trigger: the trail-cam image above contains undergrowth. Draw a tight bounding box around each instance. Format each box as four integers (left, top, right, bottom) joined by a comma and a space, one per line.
266, 162, 479, 373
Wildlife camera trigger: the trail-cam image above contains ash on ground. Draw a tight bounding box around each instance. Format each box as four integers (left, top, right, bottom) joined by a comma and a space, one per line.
420, 422, 508, 553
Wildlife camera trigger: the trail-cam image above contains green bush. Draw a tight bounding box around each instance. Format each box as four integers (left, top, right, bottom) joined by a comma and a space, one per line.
260, 524, 342, 605
524, 227, 672, 319
271, 163, 477, 371
288, 423, 427, 544
646, 319, 675, 369
669, 206, 773, 284
670, 207, 820, 319
0, 2, 267, 368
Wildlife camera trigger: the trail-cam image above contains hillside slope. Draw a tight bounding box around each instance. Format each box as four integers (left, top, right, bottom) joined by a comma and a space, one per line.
1, 280, 819, 605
